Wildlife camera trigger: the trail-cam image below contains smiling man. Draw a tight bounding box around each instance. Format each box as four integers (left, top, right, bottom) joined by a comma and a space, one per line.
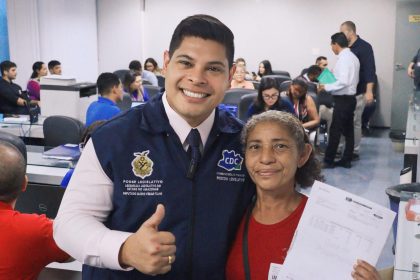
53, 15, 255, 279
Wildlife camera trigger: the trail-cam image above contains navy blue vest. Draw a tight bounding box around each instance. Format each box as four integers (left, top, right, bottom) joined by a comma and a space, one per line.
84, 95, 255, 279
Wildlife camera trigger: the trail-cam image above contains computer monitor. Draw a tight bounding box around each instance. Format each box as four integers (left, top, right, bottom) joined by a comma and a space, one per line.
15, 183, 65, 219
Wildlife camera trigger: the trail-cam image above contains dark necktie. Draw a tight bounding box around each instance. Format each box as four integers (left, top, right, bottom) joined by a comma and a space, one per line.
186, 128, 201, 179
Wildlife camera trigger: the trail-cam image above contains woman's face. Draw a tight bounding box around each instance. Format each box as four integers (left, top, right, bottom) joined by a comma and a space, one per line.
130, 76, 142, 91
233, 67, 246, 82
38, 64, 48, 77
145, 62, 155, 72
262, 88, 279, 107
259, 63, 265, 75
245, 122, 310, 193
290, 84, 305, 100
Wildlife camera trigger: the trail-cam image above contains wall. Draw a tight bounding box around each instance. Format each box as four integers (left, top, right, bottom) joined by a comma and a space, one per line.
97, 0, 144, 73
7, 0, 98, 86
142, 0, 396, 126
7, 0, 396, 126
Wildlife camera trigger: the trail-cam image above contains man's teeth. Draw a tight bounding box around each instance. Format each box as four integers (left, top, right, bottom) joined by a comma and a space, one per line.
183, 89, 207, 98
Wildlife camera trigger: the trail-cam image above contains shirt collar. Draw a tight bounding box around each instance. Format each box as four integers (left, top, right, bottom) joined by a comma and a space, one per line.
98, 96, 116, 105
162, 92, 215, 148
0, 201, 13, 211
338, 48, 351, 58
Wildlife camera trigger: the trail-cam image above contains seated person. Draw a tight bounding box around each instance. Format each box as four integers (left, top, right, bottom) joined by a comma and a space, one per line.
123, 71, 149, 102
299, 65, 322, 83
247, 77, 294, 119
27, 61, 48, 102
86, 72, 123, 127
0, 61, 34, 115
284, 78, 320, 130
48, 60, 62, 75
231, 66, 254, 89
0, 141, 70, 279
301, 56, 329, 75
235, 57, 253, 80
128, 60, 158, 86
254, 60, 274, 81
226, 110, 382, 280
144, 57, 163, 76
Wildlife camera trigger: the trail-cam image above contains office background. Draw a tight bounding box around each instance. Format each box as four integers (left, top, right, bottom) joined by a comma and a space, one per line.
4, 0, 416, 128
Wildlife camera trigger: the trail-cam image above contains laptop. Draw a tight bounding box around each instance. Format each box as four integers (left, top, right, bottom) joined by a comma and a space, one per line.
15, 183, 65, 219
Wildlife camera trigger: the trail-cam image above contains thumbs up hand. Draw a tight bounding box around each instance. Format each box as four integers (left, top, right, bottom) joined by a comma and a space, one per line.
118, 204, 176, 275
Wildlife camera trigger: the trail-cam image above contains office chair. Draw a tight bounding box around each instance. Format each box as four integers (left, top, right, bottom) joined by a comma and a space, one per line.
113, 69, 130, 82
238, 92, 258, 122
307, 82, 318, 94
223, 88, 256, 106
43, 116, 84, 147
252, 81, 260, 90
279, 80, 292, 93
272, 70, 291, 77
0, 131, 27, 162
117, 92, 133, 111
143, 85, 162, 100
262, 75, 291, 87
157, 75, 165, 88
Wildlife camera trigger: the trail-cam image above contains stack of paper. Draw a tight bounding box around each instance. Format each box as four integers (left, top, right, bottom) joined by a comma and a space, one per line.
43, 144, 81, 160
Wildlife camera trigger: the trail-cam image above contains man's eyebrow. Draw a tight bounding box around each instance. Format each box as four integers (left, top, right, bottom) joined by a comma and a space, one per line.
175, 54, 193, 60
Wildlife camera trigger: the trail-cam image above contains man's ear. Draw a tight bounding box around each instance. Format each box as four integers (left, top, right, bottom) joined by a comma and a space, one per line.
21, 175, 28, 193
227, 64, 236, 87
163, 50, 170, 73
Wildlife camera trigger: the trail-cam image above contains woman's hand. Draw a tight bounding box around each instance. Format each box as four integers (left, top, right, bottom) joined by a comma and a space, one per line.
351, 259, 381, 280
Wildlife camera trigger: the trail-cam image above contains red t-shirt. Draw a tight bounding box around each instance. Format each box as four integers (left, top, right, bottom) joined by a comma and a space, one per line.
0, 202, 69, 280
226, 196, 307, 280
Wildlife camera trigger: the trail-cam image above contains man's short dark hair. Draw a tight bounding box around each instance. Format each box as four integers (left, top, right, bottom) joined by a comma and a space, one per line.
331, 32, 349, 48
0, 141, 26, 203
342, 21, 356, 33
0, 60, 17, 76
307, 65, 322, 77
48, 60, 61, 70
96, 72, 120, 96
129, 60, 142, 72
315, 56, 327, 64
168, 14, 235, 67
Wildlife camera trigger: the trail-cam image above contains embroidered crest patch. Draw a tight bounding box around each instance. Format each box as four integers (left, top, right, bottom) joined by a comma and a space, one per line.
217, 150, 243, 171
131, 150, 154, 179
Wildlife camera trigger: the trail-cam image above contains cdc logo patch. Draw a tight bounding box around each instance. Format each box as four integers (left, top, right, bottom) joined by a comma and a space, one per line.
217, 150, 243, 171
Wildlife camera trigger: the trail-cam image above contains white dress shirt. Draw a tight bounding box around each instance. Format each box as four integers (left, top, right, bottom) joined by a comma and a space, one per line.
325, 48, 360, 96
53, 93, 215, 270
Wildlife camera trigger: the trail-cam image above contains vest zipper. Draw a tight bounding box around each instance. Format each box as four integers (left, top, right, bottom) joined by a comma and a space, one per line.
186, 179, 196, 280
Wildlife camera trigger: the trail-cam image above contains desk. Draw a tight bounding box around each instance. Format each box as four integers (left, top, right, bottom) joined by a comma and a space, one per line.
394, 198, 420, 279
0, 115, 44, 138
27, 145, 74, 185
404, 91, 420, 182
26, 145, 82, 279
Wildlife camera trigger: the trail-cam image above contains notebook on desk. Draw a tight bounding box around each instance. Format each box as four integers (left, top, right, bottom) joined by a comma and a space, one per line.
15, 183, 65, 219
43, 144, 81, 160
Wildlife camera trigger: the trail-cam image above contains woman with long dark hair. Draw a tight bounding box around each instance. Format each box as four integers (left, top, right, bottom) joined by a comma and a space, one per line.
247, 77, 294, 119
254, 60, 273, 81
285, 78, 320, 130
27, 61, 48, 101
123, 71, 149, 102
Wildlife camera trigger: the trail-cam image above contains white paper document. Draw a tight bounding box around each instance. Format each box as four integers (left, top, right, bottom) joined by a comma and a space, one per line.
280, 181, 395, 280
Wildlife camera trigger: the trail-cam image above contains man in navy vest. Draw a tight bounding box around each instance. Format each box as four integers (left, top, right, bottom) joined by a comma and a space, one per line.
54, 14, 255, 279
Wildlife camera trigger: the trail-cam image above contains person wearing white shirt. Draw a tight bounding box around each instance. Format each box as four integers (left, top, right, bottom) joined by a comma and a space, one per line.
320, 32, 360, 169
53, 15, 254, 279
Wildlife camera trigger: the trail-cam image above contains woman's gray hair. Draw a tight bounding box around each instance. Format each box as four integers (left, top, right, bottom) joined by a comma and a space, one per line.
241, 110, 323, 187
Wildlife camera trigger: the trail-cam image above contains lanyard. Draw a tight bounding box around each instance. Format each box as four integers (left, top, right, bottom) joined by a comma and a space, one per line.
242, 196, 256, 280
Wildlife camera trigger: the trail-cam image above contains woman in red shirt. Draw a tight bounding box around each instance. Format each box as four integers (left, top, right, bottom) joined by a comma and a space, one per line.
226, 111, 381, 280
